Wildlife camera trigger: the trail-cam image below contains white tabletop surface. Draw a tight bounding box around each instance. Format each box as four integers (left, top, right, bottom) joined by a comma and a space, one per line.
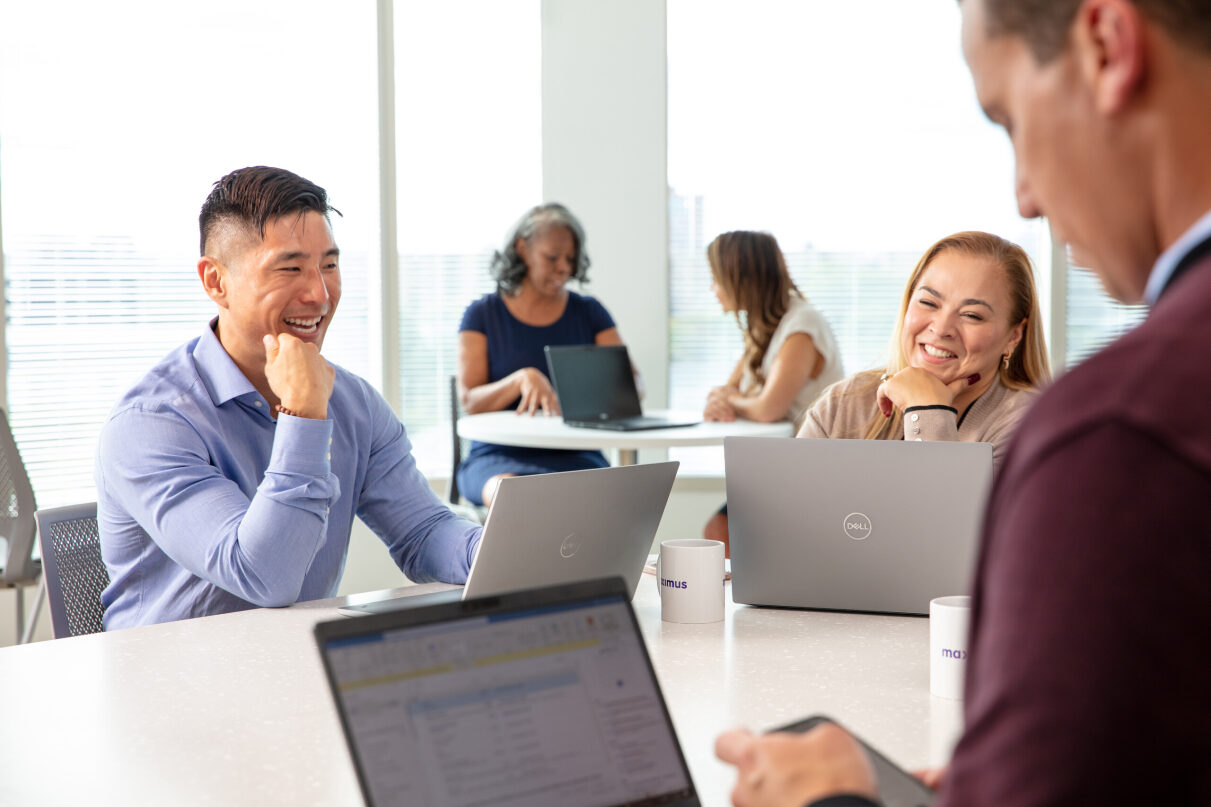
457, 409, 793, 451
0, 579, 961, 807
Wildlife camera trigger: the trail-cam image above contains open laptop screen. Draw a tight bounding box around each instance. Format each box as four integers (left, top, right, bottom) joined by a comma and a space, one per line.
317, 581, 697, 807
545, 344, 642, 422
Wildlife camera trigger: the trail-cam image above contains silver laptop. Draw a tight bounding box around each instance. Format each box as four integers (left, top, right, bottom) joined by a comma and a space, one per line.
726, 437, 993, 616
339, 461, 679, 615
316, 577, 701, 807
544, 345, 698, 431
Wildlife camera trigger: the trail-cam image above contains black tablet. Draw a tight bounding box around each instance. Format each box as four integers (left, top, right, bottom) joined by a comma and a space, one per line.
775, 715, 933, 807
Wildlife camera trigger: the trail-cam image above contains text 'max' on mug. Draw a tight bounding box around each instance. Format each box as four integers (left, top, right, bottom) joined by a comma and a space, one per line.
657, 538, 725, 623
929, 595, 971, 700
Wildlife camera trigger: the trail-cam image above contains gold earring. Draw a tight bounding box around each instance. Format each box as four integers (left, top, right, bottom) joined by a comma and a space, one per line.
1002, 354, 1011, 370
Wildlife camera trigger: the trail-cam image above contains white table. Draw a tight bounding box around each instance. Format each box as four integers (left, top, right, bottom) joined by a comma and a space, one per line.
0, 580, 960, 806
457, 410, 793, 465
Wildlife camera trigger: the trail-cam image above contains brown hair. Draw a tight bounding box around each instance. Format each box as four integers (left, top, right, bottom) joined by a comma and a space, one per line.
708, 231, 802, 385
863, 230, 1051, 439
199, 166, 339, 255
977, 0, 1211, 63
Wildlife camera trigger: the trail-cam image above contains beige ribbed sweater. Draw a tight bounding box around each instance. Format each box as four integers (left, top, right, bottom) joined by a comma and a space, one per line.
797, 372, 1041, 466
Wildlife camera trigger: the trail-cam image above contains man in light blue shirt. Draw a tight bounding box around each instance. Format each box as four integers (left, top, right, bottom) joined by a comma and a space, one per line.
96, 166, 481, 629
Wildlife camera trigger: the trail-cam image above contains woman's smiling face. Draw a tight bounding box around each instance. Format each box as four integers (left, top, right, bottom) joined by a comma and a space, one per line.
900, 250, 1024, 385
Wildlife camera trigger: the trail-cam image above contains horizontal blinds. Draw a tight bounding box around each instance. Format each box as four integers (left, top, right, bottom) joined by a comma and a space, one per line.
393, 0, 541, 477
1064, 264, 1147, 367
666, 2, 1054, 475
0, 1, 379, 509
669, 190, 910, 414
396, 254, 497, 472
4, 236, 213, 507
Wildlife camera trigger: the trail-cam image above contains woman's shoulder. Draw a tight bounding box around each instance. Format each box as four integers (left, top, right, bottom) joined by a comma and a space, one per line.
564, 290, 615, 325
458, 291, 503, 332
820, 370, 881, 406
565, 289, 603, 309
801, 370, 882, 438
772, 294, 840, 355
465, 291, 500, 311
988, 377, 1044, 412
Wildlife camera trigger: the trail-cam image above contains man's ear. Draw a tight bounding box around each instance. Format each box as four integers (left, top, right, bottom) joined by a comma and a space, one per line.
1075, 0, 1146, 115
198, 256, 229, 307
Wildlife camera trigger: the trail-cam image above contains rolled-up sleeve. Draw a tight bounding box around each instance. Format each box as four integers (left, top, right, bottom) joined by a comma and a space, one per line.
100, 405, 339, 607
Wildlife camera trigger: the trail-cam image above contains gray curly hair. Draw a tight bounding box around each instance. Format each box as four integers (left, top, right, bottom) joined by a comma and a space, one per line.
490, 203, 591, 294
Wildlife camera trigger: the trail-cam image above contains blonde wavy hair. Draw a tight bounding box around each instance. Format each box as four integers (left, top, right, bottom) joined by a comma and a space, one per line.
862, 231, 1051, 439
708, 231, 803, 385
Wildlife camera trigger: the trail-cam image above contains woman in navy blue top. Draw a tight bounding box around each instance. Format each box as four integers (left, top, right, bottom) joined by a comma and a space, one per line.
457, 203, 627, 506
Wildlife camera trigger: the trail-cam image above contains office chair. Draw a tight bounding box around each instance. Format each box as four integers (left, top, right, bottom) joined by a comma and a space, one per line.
447, 375, 488, 524
0, 406, 40, 643
449, 374, 462, 505
35, 502, 107, 638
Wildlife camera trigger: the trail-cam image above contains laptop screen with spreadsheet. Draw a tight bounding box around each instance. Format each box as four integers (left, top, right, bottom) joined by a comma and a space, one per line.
315, 578, 700, 807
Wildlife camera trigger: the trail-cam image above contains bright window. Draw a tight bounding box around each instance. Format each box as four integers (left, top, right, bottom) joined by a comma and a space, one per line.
0, 1, 378, 508
1065, 264, 1147, 366
666, 0, 1049, 471
393, 0, 542, 475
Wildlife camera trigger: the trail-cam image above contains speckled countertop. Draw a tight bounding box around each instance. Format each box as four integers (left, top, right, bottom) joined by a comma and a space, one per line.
0, 579, 960, 806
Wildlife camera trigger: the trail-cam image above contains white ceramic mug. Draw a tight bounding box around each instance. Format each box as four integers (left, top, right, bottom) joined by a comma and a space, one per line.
657, 538, 726, 623
929, 595, 971, 699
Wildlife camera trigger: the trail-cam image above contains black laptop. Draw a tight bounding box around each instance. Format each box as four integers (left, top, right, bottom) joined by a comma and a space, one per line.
315, 577, 701, 807
544, 344, 698, 431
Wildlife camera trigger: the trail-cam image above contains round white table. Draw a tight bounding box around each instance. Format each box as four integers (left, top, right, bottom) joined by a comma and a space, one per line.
457, 409, 794, 465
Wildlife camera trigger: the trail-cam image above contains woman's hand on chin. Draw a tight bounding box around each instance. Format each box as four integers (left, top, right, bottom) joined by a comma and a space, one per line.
877, 367, 977, 417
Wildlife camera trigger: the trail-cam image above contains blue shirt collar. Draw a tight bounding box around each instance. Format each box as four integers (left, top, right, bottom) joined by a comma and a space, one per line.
192, 318, 265, 410
1144, 208, 1211, 305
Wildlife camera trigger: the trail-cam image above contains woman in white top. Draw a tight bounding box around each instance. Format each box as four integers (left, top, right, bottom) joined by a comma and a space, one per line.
701, 230, 843, 548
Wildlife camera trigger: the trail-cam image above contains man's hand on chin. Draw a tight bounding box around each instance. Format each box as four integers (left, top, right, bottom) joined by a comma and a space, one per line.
263, 332, 335, 420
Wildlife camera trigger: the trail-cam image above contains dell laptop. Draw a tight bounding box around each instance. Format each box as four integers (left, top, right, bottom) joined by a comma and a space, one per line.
725, 437, 993, 616
339, 461, 679, 616
315, 576, 701, 807
544, 344, 698, 431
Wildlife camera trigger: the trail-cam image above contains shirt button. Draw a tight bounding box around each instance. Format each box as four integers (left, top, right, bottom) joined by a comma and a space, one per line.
254, 401, 263, 408
915, 437, 923, 442
910, 413, 919, 422
328, 437, 333, 446
912, 426, 920, 435
325, 453, 331, 461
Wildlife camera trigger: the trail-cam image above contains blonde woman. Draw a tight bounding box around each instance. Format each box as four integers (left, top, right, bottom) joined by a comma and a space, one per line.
702, 230, 843, 546
797, 230, 1051, 464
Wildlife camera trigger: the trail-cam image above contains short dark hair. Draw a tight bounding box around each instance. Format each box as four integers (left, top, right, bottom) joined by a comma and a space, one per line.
980, 0, 1211, 62
490, 203, 590, 294
198, 166, 341, 255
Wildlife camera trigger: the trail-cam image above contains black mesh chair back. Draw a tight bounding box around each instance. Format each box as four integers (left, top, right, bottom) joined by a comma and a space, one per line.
449, 374, 463, 504
35, 503, 107, 638
0, 406, 38, 585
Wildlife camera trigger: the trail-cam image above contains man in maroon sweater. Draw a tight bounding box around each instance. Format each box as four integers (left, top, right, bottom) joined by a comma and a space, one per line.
716, 1, 1211, 805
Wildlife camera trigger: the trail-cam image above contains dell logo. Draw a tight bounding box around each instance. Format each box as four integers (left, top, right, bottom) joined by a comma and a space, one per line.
843, 512, 872, 541
559, 533, 581, 558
